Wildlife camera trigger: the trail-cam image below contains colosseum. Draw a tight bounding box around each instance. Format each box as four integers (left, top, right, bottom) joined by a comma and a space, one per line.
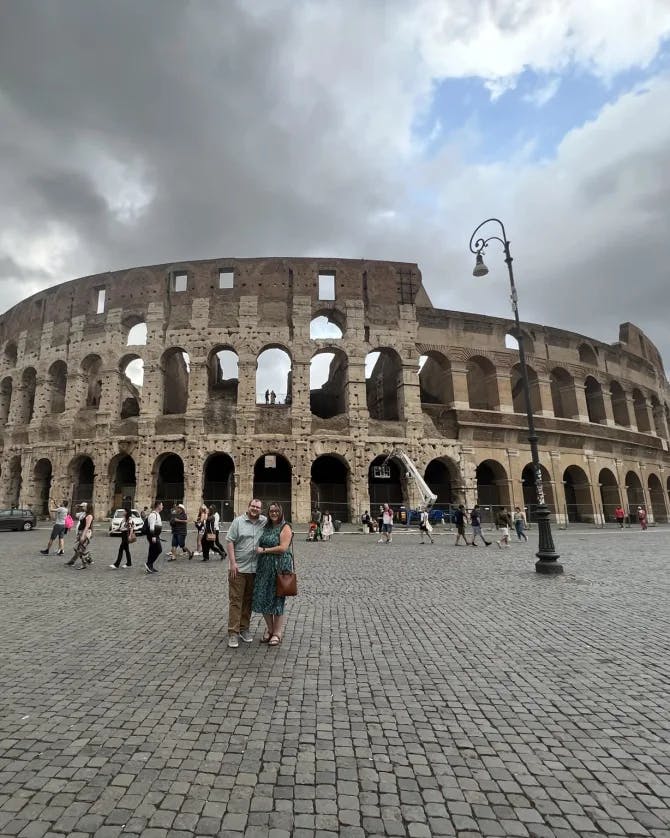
1, 257, 669, 526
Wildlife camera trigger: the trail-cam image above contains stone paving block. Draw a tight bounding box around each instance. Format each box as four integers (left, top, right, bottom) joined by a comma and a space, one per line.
2, 530, 670, 837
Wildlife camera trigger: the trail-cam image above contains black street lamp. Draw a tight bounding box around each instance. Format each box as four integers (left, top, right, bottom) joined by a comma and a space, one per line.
469, 218, 563, 574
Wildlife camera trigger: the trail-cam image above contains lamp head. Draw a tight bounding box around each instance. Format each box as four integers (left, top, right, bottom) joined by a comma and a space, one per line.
473, 252, 489, 277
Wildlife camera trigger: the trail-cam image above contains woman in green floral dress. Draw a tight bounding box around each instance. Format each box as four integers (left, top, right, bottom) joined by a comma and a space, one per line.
252, 502, 294, 646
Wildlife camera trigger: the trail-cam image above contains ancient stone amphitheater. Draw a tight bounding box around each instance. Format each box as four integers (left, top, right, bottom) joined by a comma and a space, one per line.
1, 257, 668, 525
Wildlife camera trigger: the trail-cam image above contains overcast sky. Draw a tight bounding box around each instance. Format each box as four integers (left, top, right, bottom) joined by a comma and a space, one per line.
1, 1, 670, 372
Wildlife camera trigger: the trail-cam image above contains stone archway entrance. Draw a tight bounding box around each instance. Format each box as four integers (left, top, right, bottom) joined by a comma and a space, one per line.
253, 454, 292, 520
563, 465, 593, 523
311, 455, 350, 522
203, 453, 236, 521
156, 454, 185, 512
33, 458, 52, 517
368, 456, 403, 512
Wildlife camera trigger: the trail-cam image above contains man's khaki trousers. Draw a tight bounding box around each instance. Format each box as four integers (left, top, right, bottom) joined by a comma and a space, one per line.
228, 572, 255, 635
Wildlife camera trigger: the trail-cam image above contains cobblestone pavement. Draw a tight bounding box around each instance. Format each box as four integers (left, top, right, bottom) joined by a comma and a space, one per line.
1, 525, 669, 838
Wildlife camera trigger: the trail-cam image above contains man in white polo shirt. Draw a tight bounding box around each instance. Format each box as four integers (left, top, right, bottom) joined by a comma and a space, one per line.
225, 499, 267, 648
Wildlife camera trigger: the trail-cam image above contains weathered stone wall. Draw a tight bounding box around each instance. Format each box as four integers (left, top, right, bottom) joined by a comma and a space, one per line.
0, 257, 668, 524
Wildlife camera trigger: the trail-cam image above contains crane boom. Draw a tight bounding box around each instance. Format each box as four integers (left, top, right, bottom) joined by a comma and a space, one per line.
382, 448, 437, 510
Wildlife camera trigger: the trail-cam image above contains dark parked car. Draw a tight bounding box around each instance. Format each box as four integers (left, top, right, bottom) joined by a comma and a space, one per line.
0, 508, 37, 531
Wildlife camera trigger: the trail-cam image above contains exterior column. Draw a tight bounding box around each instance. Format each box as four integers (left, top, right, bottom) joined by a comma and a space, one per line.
624, 391, 639, 432
449, 362, 469, 409
536, 376, 554, 417
601, 387, 616, 427
399, 361, 423, 436
290, 357, 309, 438
185, 358, 208, 414
30, 375, 50, 423
235, 355, 258, 438
574, 385, 590, 422
652, 402, 669, 439
494, 372, 514, 413
345, 358, 368, 439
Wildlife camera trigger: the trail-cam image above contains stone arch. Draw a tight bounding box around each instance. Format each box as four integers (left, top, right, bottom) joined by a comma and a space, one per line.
81, 354, 103, 408
550, 367, 578, 419
119, 354, 143, 419
125, 319, 148, 346
154, 453, 185, 511
4, 341, 17, 368
368, 455, 403, 510
598, 468, 620, 522
521, 462, 555, 519
476, 459, 510, 511
33, 458, 52, 516
466, 355, 499, 411
424, 457, 460, 509
161, 348, 189, 415
108, 453, 137, 512
19, 367, 37, 424
256, 345, 292, 405
0, 376, 12, 424
310, 310, 345, 339
205, 347, 239, 431
625, 470, 645, 512
366, 348, 402, 420
505, 328, 534, 355
419, 352, 453, 406
253, 453, 292, 519
48, 360, 67, 415
609, 381, 630, 426
563, 465, 593, 523
632, 389, 651, 433
7, 455, 22, 507
510, 362, 541, 414
584, 376, 606, 424
578, 343, 598, 366
203, 452, 236, 521
310, 348, 348, 419
647, 473, 667, 523
311, 454, 350, 521
68, 455, 95, 508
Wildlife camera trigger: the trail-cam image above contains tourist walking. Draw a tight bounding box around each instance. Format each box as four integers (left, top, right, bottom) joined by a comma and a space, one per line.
252, 501, 294, 647
614, 505, 625, 528
169, 503, 192, 561
194, 504, 208, 556
111, 508, 134, 568
321, 510, 334, 541
513, 506, 528, 541
419, 508, 434, 544
225, 499, 266, 648
638, 506, 648, 530
378, 503, 394, 543
361, 510, 375, 533
470, 505, 491, 546
41, 499, 69, 556
145, 500, 163, 573
65, 502, 94, 568
202, 506, 225, 561
454, 504, 471, 546
213, 506, 225, 554
495, 508, 512, 548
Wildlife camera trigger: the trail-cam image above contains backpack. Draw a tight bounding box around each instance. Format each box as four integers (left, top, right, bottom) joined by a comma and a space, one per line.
140, 516, 151, 537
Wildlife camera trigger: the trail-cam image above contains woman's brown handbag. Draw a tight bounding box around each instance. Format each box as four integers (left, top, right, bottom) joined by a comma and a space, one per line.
128, 529, 137, 544
205, 532, 216, 542
276, 540, 297, 596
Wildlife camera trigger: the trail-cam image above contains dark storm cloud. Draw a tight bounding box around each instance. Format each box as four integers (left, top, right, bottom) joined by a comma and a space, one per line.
0, 1, 669, 368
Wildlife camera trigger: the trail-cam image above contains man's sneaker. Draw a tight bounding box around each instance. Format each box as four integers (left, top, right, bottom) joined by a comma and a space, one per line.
57, 550, 64, 555
377, 539, 384, 543
109, 564, 118, 569
239, 629, 253, 643
228, 634, 239, 648
40, 549, 49, 555
193, 551, 202, 556
145, 563, 152, 574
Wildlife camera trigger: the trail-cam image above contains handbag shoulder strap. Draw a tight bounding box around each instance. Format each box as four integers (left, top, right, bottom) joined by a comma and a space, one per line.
276, 523, 295, 572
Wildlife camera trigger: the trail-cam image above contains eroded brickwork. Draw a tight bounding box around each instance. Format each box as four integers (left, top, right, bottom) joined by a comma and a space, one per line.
0, 257, 668, 524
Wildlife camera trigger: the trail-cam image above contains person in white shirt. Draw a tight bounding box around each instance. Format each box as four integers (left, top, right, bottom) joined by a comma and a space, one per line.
145, 500, 163, 573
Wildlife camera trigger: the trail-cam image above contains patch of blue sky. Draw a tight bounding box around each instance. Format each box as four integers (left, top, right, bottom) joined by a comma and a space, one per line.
414, 44, 670, 165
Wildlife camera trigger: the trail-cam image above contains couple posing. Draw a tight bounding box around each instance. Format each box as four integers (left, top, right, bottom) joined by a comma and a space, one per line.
226, 499, 293, 649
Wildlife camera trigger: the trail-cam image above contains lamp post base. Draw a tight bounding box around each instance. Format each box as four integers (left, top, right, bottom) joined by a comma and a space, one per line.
534, 503, 563, 575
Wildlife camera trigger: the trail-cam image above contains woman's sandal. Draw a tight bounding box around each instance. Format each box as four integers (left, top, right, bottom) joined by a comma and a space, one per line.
268, 634, 282, 646
260, 630, 272, 643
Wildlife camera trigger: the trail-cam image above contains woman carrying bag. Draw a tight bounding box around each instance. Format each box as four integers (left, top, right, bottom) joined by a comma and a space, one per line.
202, 506, 225, 561
252, 501, 294, 646
111, 509, 134, 568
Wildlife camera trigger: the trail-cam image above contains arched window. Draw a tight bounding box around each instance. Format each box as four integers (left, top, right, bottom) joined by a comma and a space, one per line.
632, 389, 651, 433
549, 368, 578, 419
0, 377, 12, 424
162, 348, 189, 415
126, 321, 148, 346
366, 348, 402, 420
119, 355, 143, 418
584, 376, 606, 424
310, 313, 344, 340
81, 355, 103, 408
419, 352, 453, 406
256, 347, 292, 405
466, 356, 498, 411
20, 367, 37, 423
48, 360, 67, 414
310, 349, 347, 418
4, 341, 17, 368
578, 343, 598, 366
609, 381, 630, 426
510, 363, 541, 414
